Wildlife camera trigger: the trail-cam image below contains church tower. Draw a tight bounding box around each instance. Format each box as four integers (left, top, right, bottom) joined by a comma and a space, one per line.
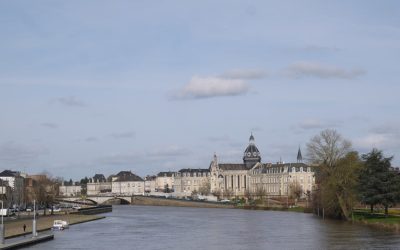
297, 146, 303, 163
243, 133, 262, 169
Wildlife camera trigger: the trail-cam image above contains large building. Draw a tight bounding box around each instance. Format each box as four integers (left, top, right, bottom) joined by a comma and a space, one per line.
111, 171, 145, 195
0, 170, 25, 207
175, 134, 315, 198
87, 174, 111, 196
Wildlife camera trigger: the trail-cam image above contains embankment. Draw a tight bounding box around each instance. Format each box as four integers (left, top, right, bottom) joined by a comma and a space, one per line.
4, 214, 105, 239
131, 196, 234, 209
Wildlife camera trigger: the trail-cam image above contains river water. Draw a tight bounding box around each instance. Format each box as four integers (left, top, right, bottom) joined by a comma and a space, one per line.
26, 205, 400, 249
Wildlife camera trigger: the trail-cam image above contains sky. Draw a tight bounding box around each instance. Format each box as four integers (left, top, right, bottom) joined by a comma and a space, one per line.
0, 1, 399, 180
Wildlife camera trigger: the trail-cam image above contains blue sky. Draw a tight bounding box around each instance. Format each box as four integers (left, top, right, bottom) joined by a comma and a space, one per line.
0, 1, 399, 180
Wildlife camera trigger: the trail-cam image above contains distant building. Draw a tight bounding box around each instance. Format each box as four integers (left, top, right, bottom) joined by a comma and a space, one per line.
59, 184, 81, 197
156, 171, 175, 192
144, 175, 157, 193
174, 169, 210, 197
0, 170, 25, 207
208, 134, 315, 198
111, 171, 144, 195
0, 180, 12, 208
87, 174, 111, 195
172, 134, 315, 199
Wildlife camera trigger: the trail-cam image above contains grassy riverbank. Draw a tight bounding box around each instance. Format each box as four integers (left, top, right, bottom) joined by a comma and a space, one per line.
351, 210, 400, 232
4, 214, 105, 238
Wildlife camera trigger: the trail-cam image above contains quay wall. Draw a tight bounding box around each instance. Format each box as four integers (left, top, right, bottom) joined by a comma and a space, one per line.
131, 196, 234, 209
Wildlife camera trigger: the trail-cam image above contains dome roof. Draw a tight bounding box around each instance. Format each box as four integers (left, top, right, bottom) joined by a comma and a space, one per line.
243, 133, 261, 159
244, 144, 260, 154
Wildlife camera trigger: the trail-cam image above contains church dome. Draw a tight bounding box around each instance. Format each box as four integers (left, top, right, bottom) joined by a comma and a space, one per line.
244, 144, 260, 157
243, 133, 262, 168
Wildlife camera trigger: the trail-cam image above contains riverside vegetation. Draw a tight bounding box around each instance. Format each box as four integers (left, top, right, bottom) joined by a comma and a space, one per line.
307, 129, 400, 229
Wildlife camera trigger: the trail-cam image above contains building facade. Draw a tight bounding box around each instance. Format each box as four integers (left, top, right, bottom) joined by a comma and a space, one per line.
59, 184, 82, 196
144, 175, 156, 193
155, 171, 175, 192
111, 171, 145, 195
174, 169, 210, 197
87, 174, 112, 196
0, 170, 25, 207
174, 134, 315, 199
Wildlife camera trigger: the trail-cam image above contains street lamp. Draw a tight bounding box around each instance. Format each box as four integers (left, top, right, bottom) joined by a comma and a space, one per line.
32, 200, 37, 238
0, 200, 4, 244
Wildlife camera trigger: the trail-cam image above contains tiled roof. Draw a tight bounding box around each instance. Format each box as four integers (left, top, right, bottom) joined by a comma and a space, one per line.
218, 164, 249, 171
91, 174, 106, 182
115, 171, 144, 182
178, 168, 209, 173
157, 171, 175, 177
0, 170, 19, 177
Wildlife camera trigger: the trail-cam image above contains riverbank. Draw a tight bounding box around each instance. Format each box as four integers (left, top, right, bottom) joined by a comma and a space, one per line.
352, 210, 400, 232
131, 196, 234, 208
3, 214, 105, 238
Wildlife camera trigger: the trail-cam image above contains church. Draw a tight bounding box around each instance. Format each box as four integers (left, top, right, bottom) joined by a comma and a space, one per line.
174, 134, 315, 198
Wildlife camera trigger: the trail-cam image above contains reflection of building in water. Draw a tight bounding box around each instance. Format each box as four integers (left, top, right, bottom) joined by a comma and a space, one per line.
175, 134, 315, 198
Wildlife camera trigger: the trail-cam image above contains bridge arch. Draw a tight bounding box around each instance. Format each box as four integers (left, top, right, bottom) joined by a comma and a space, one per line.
73, 198, 98, 205
101, 197, 131, 205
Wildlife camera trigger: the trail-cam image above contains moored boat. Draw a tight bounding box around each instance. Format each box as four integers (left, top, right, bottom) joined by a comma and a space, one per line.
52, 220, 69, 230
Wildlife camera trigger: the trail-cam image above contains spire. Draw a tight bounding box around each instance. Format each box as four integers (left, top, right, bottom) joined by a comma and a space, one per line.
249, 132, 255, 144
297, 146, 303, 163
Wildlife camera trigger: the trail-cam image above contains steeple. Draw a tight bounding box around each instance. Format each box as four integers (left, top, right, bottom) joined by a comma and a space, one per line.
297, 146, 303, 163
249, 132, 255, 144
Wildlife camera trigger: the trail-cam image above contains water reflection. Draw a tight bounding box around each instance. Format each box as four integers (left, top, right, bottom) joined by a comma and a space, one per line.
26, 205, 400, 250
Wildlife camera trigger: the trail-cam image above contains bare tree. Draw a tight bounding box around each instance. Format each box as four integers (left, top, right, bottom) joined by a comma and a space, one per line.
223, 189, 233, 199
198, 179, 211, 195
289, 181, 303, 204
306, 129, 360, 220
306, 129, 352, 169
255, 185, 266, 201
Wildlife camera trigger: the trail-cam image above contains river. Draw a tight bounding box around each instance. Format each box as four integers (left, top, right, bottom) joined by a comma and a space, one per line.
26, 205, 400, 249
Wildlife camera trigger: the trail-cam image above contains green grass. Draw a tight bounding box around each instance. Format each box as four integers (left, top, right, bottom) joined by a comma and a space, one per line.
353, 210, 400, 225
287, 206, 305, 212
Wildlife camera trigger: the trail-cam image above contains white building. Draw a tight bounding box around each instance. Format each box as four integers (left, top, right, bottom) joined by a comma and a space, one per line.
87, 174, 111, 196
0, 170, 25, 206
155, 171, 175, 192
174, 134, 315, 200
144, 175, 156, 193
111, 171, 144, 195
59, 184, 82, 196
174, 169, 210, 197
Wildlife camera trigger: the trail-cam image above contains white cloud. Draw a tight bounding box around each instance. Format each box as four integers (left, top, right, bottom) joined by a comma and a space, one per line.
173, 76, 250, 100
285, 61, 365, 79
355, 123, 400, 150
220, 69, 267, 80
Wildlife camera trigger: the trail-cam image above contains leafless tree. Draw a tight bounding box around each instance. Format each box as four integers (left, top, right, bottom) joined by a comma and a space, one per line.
306, 129, 352, 169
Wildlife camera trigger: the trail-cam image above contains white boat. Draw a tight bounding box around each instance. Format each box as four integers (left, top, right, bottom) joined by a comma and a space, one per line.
52, 220, 69, 230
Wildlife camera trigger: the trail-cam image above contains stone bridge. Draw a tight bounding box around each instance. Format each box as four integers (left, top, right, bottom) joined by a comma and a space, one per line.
56, 195, 138, 205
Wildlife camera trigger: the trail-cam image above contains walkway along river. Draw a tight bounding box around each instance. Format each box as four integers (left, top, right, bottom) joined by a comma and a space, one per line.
26, 205, 400, 249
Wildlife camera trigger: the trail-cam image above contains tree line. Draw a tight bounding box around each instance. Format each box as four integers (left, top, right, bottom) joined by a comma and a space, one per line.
307, 129, 400, 220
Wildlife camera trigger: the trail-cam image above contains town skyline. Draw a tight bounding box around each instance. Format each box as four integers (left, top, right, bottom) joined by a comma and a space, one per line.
1, 1, 400, 180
